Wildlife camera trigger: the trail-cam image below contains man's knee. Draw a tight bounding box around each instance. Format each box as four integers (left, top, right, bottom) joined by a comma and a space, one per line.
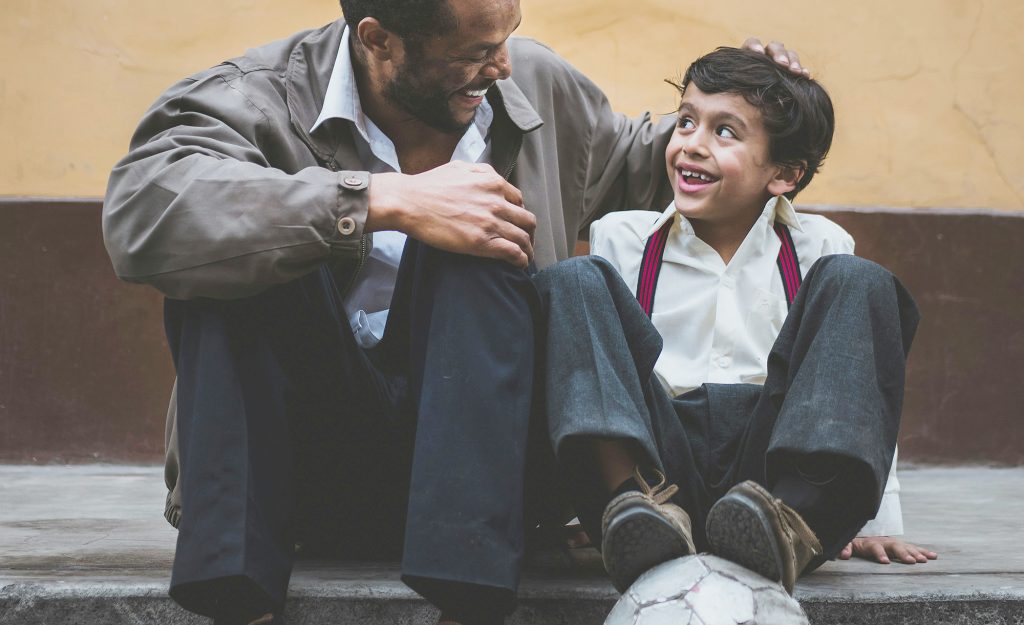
417, 245, 533, 299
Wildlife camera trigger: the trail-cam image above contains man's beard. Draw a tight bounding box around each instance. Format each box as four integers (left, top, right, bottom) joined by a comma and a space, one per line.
385, 59, 474, 135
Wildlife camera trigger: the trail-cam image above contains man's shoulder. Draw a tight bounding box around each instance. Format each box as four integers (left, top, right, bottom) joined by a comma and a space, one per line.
506, 37, 598, 95
178, 22, 335, 94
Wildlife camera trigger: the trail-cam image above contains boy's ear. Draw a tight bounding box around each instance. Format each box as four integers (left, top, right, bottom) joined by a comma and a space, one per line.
767, 164, 805, 197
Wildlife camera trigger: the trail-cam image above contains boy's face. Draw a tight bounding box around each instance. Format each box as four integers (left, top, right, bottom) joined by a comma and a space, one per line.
665, 85, 798, 227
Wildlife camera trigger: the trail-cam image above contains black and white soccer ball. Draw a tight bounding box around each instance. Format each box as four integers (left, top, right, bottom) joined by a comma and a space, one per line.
604, 554, 808, 625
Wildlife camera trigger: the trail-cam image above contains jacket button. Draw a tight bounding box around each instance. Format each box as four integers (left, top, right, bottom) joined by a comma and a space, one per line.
343, 175, 363, 188
337, 217, 357, 236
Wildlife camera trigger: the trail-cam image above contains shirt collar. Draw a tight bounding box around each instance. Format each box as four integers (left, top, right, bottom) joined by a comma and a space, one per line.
770, 195, 804, 232
644, 195, 804, 239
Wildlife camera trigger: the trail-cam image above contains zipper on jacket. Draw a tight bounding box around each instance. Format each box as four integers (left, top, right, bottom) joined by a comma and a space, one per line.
342, 234, 368, 295
503, 133, 523, 180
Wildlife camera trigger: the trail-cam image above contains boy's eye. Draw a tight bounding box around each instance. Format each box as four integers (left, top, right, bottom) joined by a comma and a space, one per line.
716, 126, 736, 139
678, 117, 695, 130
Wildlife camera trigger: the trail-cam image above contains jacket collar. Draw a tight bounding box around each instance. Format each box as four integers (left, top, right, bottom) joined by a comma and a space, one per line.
286, 21, 543, 168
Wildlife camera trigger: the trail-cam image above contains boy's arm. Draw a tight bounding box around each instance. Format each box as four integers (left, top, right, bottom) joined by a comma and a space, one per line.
841, 448, 939, 564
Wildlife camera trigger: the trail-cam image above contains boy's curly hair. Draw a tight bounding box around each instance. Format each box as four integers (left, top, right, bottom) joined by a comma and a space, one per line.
672, 47, 835, 199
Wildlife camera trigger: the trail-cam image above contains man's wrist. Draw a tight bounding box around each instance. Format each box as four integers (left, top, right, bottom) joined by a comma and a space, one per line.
366, 172, 410, 233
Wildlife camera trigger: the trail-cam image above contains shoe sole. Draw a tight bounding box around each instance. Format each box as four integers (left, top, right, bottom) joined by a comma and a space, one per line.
706, 490, 787, 587
602, 498, 692, 593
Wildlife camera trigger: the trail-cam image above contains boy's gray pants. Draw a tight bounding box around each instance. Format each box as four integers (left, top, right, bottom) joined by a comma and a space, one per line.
532, 253, 919, 563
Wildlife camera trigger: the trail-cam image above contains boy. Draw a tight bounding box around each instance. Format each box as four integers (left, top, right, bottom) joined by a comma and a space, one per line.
532, 47, 935, 595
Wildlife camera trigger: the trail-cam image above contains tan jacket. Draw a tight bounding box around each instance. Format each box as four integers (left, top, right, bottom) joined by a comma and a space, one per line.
102, 20, 675, 527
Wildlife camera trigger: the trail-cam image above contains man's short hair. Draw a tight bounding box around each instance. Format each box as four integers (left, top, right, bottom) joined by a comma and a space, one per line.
675, 47, 835, 199
339, 0, 457, 45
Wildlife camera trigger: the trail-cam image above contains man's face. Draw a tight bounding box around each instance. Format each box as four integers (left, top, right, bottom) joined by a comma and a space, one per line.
665, 85, 783, 227
386, 0, 521, 134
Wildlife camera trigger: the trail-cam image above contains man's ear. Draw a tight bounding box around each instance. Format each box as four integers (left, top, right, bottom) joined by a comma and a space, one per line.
767, 164, 805, 197
355, 17, 398, 61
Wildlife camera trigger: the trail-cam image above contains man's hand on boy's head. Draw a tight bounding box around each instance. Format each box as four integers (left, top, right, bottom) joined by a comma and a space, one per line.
839, 537, 939, 565
741, 38, 811, 77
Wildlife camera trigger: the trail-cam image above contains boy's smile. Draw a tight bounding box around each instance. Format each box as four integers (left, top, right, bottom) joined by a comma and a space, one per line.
666, 85, 796, 233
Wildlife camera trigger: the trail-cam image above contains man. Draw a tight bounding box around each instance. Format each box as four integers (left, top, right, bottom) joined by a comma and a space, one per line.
103, 1, 806, 622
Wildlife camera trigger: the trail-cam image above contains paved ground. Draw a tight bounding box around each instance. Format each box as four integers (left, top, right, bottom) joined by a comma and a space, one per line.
1, 465, 1022, 624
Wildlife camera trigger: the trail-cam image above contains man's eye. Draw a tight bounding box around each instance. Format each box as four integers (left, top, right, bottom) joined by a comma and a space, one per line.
678, 118, 695, 130
462, 49, 491, 63
717, 126, 736, 139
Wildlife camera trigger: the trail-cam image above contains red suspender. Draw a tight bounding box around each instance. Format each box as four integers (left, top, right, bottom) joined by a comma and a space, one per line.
773, 222, 802, 308
636, 220, 674, 315
636, 220, 802, 317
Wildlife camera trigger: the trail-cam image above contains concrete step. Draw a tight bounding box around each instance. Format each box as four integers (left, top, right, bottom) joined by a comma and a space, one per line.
2, 466, 1022, 624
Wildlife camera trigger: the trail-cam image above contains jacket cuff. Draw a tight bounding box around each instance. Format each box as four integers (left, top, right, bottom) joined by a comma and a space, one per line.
328, 170, 370, 252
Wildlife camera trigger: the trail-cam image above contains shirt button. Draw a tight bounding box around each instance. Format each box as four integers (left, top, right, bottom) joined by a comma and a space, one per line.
342, 175, 364, 188
721, 275, 735, 288
337, 217, 357, 236
717, 356, 731, 368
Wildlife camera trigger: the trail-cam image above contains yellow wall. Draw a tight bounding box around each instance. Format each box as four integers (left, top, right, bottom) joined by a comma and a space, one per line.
2, 0, 1022, 209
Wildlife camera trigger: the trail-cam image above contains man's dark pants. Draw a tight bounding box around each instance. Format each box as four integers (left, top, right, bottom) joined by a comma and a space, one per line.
535, 254, 920, 567
164, 241, 550, 624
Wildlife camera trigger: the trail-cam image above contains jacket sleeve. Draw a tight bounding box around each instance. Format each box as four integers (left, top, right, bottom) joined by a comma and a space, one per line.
103, 68, 368, 300
574, 67, 677, 227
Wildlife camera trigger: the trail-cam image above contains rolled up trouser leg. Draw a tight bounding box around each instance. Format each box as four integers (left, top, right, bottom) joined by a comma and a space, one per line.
728, 254, 920, 562
532, 256, 712, 545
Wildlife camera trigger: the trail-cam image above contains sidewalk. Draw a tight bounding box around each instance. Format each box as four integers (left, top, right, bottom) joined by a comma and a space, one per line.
1, 465, 1022, 624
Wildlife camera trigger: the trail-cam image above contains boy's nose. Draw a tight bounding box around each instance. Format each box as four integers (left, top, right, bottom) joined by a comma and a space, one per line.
683, 135, 711, 159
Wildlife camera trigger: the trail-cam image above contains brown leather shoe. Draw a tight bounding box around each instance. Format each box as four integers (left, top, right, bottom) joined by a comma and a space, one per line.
705, 480, 822, 594
601, 467, 696, 593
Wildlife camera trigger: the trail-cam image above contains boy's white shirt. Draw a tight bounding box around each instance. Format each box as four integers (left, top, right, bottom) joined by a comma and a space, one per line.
589, 196, 903, 537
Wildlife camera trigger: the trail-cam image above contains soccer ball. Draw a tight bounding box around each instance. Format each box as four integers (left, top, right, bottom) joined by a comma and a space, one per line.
604, 554, 808, 625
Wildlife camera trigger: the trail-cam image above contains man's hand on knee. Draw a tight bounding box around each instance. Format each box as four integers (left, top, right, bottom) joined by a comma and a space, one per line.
368, 162, 536, 268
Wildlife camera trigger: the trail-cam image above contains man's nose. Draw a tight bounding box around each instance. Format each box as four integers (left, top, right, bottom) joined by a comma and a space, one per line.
482, 42, 512, 81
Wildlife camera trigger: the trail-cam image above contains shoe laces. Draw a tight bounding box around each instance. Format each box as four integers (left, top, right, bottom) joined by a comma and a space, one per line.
772, 494, 824, 557
634, 466, 679, 504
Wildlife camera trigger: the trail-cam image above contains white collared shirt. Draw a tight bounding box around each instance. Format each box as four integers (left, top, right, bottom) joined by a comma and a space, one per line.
590, 196, 903, 536
313, 27, 494, 348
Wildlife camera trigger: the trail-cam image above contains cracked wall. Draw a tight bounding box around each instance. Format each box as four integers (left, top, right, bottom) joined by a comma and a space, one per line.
1, 0, 1021, 209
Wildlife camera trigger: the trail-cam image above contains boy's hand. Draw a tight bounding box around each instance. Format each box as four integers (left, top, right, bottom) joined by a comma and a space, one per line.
839, 537, 939, 564
741, 38, 811, 77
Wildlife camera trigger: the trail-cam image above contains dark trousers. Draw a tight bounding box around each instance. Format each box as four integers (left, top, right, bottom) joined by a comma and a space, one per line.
164, 241, 546, 623
534, 254, 920, 567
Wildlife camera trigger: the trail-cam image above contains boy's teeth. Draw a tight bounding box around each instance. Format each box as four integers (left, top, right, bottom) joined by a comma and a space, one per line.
681, 169, 714, 182
463, 88, 488, 97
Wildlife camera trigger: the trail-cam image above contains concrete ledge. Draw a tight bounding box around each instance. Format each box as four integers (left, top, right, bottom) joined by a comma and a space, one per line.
2, 465, 1023, 624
